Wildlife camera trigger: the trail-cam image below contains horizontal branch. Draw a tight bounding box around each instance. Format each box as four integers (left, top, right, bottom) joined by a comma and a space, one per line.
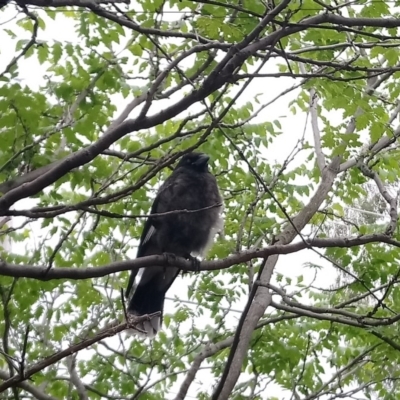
3, 203, 223, 220
270, 301, 400, 337
0, 234, 398, 281
268, 283, 400, 327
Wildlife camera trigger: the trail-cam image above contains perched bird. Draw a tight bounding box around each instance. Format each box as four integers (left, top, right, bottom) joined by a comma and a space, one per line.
126, 152, 223, 337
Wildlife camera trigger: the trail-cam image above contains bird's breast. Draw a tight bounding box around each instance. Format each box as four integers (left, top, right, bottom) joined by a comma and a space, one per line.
157, 172, 222, 256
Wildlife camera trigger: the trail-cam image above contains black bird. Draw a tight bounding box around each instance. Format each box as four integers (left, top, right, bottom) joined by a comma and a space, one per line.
126, 152, 223, 337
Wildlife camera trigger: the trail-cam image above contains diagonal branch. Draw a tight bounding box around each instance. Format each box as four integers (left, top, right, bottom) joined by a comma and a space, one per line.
0, 369, 58, 400
0, 6, 38, 78
174, 314, 300, 399
0, 313, 159, 393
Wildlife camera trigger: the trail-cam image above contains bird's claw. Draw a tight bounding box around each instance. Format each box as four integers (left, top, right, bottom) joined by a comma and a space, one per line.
163, 252, 200, 273
163, 252, 177, 265
185, 254, 201, 273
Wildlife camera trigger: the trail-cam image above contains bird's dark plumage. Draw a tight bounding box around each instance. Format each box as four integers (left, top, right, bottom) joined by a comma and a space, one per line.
126, 152, 223, 337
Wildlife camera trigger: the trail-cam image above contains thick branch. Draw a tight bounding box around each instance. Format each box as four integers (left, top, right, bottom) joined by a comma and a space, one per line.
0, 233, 398, 281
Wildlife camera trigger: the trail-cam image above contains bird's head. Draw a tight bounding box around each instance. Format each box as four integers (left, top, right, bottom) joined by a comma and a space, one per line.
175, 152, 210, 172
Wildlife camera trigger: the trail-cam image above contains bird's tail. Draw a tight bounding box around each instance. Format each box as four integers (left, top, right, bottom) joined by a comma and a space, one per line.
127, 285, 165, 338
126, 266, 179, 338
126, 316, 161, 339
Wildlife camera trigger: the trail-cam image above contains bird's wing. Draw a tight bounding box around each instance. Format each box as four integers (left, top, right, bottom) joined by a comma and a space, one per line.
137, 179, 176, 255
125, 179, 175, 298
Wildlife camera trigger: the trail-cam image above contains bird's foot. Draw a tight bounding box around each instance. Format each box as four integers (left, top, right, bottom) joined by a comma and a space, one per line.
163, 252, 177, 265
185, 254, 201, 273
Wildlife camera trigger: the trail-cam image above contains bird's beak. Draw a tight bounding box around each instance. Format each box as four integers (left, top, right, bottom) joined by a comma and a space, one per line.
194, 154, 210, 167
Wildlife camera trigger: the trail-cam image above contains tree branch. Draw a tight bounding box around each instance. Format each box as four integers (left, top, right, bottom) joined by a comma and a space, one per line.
1, 232, 399, 280
0, 313, 159, 393
3, 9, 400, 210
0, 369, 58, 400
359, 163, 399, 235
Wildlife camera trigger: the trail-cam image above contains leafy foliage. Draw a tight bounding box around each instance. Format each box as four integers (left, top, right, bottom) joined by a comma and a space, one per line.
1, 0, 400, 399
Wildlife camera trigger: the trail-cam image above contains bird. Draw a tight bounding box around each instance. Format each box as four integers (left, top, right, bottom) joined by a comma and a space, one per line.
126, 152, 223, 337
